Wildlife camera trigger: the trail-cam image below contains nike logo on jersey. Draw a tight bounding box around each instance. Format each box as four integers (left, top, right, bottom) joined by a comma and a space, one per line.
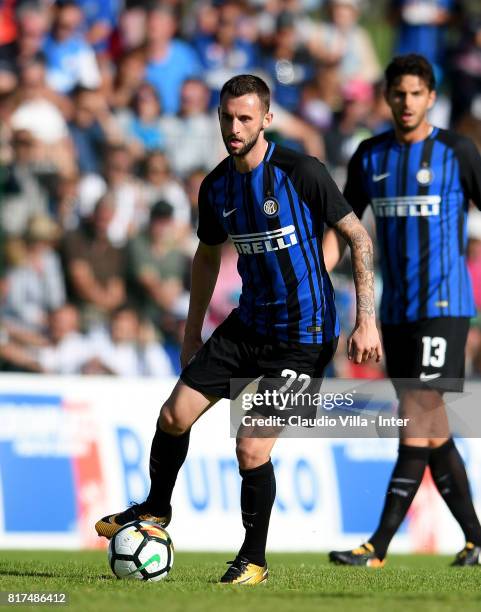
223, 208, 237, 218
373, 172, 390, 182
419, 372, 442, 381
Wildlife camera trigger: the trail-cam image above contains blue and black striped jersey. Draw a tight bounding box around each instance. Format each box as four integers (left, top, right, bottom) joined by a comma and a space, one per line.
345, 128, 481, 324
197, 141, 352, 344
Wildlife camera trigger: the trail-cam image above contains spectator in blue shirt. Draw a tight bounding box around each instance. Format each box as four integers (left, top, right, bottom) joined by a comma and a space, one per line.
69, 86, 122, 175
193, 1, 259, 105
116, 82, 166, 159
75, 0, 120, 53
261, 11, 313, 112
43, 1, 101, 94
389, 0, 454, 79
144, 5, 202, 116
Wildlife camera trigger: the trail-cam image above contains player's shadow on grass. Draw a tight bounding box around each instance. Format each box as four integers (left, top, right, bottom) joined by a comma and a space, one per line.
0, 568, 62, 578
0, 568, 112, 580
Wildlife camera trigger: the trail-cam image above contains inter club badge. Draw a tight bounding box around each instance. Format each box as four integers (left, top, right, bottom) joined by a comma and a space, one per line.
416, 165, 434, 186
263, 196, 279, 217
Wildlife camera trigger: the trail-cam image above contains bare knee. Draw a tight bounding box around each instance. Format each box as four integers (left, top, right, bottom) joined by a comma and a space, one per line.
400, 389, 444, 412
158, 405, 190, 436
400, 389, 450, 442
236, 439, 270, 470
157, 381, 215, 435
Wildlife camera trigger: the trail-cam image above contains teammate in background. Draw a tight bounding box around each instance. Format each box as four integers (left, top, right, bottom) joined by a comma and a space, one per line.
95, 74, 382, 584
326, 54, 481, 567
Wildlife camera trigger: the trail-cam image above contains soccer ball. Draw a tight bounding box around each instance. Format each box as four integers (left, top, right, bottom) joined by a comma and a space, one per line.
108, 520, 174, 581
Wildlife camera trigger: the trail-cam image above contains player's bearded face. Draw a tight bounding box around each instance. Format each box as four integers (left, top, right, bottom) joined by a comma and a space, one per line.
222, 124, 264, 157
219, 94, 269, 157
386, 75, 435, 133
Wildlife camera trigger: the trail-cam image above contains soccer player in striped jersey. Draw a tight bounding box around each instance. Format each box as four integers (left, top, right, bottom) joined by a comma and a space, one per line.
327, 54, 481, 567
95, 74, 382, 584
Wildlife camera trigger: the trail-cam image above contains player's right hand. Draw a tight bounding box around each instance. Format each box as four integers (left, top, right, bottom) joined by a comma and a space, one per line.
347, 321, 383, 365
180, 336, 203, 370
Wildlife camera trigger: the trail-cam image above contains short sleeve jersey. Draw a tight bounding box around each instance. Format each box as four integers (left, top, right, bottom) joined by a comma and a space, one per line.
344, 128, 481, 324
197, 141, 352, 344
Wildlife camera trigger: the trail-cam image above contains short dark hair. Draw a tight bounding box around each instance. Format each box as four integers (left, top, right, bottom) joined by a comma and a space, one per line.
56, 1, 81, 12
385, 54, 435, 92
146, 3, 176, 19
220, 74, 270, 112
150, 200, 173, 221
71, 85, 96, 99
112, 303, 139, 320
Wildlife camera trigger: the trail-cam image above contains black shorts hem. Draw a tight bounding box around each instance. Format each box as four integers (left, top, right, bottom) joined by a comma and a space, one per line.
382, 317, 469, 383
179, 372, 230, 400
180, 312, 338, 403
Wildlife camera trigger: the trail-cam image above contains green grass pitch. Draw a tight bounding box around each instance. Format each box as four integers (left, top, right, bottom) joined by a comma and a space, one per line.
1, 550, 480, 612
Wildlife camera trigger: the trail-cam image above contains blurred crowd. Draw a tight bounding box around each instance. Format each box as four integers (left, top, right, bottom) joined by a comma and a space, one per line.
1, 0, 481, 379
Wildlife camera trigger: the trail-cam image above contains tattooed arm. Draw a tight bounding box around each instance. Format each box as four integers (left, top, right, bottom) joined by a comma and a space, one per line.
333, 212, 382, 364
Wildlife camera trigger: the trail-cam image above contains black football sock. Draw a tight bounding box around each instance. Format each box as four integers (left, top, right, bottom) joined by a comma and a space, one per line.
429, 438, 481, 545
238, 459, 276, 567
145, 422, 190, 515
369, 444, 430, 560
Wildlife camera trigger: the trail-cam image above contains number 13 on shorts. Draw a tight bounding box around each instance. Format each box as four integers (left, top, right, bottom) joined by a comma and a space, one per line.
421, 336, 447, 368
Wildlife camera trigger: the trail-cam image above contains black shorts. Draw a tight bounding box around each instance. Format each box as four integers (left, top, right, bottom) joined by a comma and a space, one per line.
382, 317, 470, 394
180, 312, 337, 404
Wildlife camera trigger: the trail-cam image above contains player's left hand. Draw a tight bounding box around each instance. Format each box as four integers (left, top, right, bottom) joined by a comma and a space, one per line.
347, 321, 383, 364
